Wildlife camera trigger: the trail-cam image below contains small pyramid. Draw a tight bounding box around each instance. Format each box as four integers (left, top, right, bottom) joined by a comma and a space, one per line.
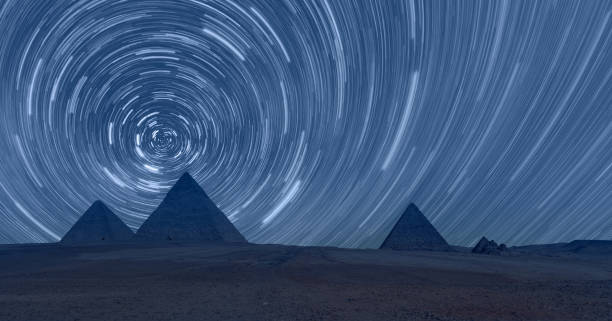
380, 203, 450, 251
473, 236, 494, 252
135, 173, 246, 242
472, 236, 507, 255
61, 201, 134, 243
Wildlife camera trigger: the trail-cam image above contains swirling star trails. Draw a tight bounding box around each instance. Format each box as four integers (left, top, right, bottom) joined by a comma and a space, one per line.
0, 0, 610, 247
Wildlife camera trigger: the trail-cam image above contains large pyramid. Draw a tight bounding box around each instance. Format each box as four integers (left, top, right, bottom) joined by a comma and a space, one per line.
135, 173, 246, 242
61, 200, 134, 243
379, 203, 450, 251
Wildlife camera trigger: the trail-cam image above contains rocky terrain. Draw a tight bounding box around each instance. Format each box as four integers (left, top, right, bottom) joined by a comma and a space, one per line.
0, 241, 610, 321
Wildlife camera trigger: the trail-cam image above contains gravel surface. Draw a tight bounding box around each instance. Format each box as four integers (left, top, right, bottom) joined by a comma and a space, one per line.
1, 243, 610, 321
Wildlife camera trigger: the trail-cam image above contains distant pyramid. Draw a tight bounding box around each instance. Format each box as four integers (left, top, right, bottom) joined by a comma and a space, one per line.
379, 203, 450, 251
61, 201, 134, 243
472, 236, 507, 255
135, 173, 247, 242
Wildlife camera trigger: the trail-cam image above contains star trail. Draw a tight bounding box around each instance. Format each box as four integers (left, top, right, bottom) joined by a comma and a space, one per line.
0, 0, 611, 247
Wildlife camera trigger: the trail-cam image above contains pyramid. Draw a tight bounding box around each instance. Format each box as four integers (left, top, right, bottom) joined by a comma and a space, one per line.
379, 203, 450, 251
472, 236, 507, 255
135, 173, 246, 242
61, 200, 134, 243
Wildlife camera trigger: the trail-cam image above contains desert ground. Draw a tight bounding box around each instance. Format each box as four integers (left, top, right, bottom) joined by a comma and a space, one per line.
0, 242, 611, 321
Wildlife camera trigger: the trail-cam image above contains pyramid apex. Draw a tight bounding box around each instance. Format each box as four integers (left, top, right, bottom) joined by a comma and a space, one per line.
407, 203, 420, 210
175, 172, 200, 186
84, 200, 112, 214
88, 200, 114, 214
179, 172, 194, 180
171, 172, 204, 191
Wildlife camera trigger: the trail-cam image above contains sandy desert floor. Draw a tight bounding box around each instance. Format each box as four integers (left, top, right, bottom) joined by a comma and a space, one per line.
0, 242, 611, 321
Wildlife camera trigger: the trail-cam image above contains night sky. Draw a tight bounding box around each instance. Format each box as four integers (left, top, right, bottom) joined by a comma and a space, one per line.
0, 0, 611, 247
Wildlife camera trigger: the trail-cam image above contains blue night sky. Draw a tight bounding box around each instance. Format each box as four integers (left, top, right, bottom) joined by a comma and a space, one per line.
0, 0, 611, 247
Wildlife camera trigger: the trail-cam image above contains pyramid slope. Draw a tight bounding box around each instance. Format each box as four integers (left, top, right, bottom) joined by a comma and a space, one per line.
61, 201, 134, 243
380, 203, 450, 251
135, 173, 246, 242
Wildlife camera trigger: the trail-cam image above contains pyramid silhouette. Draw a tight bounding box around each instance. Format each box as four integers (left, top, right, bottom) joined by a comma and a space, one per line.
379, 203, 450, 251
135, 173, 246, 242
61, 201, 134, 243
